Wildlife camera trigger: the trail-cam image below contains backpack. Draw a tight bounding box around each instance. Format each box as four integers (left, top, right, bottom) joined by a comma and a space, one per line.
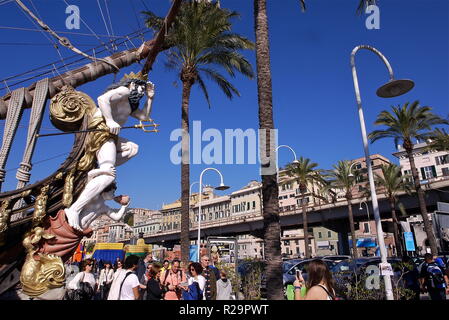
426, 263, 445, 289
182, 281, 203, 300
64, 272, 94, 300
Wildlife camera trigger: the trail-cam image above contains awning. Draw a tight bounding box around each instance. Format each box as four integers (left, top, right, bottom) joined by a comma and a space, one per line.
349, 238, 377, 248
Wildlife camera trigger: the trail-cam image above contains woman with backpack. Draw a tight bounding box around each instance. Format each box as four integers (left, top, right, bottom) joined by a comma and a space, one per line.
66, 259, 96, 300
180, 262, 206, 300
294, 259, 337, 300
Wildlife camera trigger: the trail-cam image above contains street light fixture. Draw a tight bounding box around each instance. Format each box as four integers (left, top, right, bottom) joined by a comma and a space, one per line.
196, 168, 230, 262
351, 44, 414, 300
276, 145, 299, 183
348, 161, 362, 178
359, 200, 371, 233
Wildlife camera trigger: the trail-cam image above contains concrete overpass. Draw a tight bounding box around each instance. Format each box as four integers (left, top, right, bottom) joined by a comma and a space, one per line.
129, 179, 449, 252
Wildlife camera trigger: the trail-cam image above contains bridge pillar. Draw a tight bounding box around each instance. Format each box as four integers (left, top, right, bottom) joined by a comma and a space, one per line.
323, 219, 350, 255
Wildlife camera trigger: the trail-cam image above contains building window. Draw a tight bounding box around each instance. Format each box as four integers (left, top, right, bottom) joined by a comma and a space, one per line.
318, 232, 322, 238
328, 231, 332, 237
436, 155, 449, 165
363, 223, 370, 234
421, 165, 437, 179
443, 167, 449, 177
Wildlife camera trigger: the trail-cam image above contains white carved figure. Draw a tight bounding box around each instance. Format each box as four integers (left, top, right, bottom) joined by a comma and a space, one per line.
65, 74, 154, 231
77, 181, 130, 230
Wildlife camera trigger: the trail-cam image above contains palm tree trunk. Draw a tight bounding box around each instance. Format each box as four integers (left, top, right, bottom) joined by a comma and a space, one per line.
389, 197, 403, 257
406, 148, 438, 255
180, 76, 194, 268
254, 0, 283, 300
347, 198, 358, 259
301, 191, 311, 258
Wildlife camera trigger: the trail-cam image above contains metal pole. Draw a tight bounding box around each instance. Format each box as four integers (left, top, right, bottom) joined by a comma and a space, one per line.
197, 168, 226, 262
351, 45, 394, 300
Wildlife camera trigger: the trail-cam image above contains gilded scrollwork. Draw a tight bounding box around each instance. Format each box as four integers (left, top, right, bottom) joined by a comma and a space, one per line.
20, 227, 65, 297
32, 185, 50, 226
0, 200, 11, 245
62, 168, 76, 208
49, 85, 97, 132
77, 117, 115, 172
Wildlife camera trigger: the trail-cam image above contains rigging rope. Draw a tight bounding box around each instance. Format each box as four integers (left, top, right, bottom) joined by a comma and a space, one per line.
0, 26, 126, 38
61, 0, 115, 55
14, 0, 119, 71
5, 152, 70, 173
0, 30, 149, 92
28, 0, 70, 72
96, 0, 111, 38
0, 28, 147, 86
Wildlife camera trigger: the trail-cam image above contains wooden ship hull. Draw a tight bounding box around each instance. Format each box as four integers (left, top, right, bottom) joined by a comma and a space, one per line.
0, 0, 182, 299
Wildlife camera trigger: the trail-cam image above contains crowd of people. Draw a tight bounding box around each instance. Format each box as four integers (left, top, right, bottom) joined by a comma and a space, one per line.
64, 254, 233, 300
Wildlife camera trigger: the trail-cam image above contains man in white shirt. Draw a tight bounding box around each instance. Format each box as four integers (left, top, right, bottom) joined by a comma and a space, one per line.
107, 255, 140, 300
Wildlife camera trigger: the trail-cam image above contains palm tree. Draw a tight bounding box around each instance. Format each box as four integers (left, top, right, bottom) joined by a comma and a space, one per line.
427, 128, 449, 152
369, 101, 447, 255
252, 0, 379, 299
375, 163, 412, 257
325, 160, 362, 258
144, 1, 254, 266
281, 157, 323, 258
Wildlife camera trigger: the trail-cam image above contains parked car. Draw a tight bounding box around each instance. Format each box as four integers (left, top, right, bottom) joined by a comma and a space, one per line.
283, 258, 337, 287
331, 256, 403, 293
322, 255, 351, 264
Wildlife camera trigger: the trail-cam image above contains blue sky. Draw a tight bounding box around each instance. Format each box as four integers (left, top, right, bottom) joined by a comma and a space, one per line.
0, 0, 448, 210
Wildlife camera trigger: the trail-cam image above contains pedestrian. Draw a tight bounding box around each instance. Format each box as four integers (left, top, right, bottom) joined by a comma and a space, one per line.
145, 263, 164, 300
108, 255, 140, 300
114, 258, 123, 272
216, 270, 232, 300
66, 259, 96, 300
181, 262, 205, 300
200, 255, 217, 300
294, 259, 336, 300
160, 259, 185, 300
419, 253, 449, 300
161, 260, 171, 274
97, 261, 114, 300
401, 256, 421, 300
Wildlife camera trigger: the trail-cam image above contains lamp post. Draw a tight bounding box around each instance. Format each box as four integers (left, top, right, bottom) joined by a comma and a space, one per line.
197, 168, 230, 261
276, 145, 299, 174
351, 45, 414, 300
359, 200, 371, 233
348, 161, 362, 177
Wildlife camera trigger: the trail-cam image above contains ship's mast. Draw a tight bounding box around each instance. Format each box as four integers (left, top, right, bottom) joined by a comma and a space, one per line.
0, 0, 183, 118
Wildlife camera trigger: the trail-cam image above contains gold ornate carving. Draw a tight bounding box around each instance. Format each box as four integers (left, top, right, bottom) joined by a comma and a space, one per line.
50, 85, 97, 132
123, 71, 148, 81
0, 200, 11, 245
55, 172, 64, 180
62, 168, 76, 207
33, 185, 50, 226
20, 190, 32, 198
20, 227, 65, 297
77, 117, 115, 172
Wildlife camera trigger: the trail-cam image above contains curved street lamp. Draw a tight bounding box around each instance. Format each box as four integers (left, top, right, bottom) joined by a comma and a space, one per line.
359, 200, 371, 233
276, 144, 299, 181
351, 45, 414, 300
348, 161, 362, 177
196, 168, 230, 261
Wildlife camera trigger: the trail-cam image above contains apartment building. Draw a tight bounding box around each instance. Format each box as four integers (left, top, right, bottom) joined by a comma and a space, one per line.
133, 210, 162, 236
230, 181, 262, 216
392, 141, 449, 182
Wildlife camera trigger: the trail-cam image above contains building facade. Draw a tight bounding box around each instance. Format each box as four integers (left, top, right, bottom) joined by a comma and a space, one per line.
393, 141, 449, 183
